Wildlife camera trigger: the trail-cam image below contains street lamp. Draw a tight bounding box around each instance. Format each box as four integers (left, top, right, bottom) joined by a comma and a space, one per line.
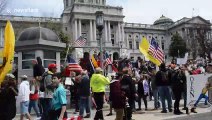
96, 11, 104, 68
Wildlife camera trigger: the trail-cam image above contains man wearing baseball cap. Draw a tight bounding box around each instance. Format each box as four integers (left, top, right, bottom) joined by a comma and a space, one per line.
19, 75, 32, 120
41, 63, 57, 120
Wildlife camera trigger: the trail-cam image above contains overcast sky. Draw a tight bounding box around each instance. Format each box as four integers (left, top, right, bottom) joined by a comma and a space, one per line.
1, 0, 211, 24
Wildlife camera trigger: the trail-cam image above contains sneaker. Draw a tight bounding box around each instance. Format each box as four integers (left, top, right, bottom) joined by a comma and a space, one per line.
161, 110, 167, 113
191, 108, 197, 113
84, 114, 90, 118
36, 117, 41, 120
106, 113, 113, 116
132, 109, 136, 112
182, 107, 187, 110
174, 110, 181, 115
169, 109, 173, 112
136, 108, 142, 111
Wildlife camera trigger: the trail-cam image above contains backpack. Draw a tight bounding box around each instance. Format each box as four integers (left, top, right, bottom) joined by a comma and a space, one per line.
39, 72, 48, 92
161, 71, 169, 82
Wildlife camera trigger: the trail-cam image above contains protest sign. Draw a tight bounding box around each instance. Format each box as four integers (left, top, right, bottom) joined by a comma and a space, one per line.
187, 74, 212, 105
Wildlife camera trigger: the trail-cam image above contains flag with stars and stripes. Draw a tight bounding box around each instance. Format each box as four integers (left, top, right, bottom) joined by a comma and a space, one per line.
148, 38, 164, 63
74, 36, 86, 47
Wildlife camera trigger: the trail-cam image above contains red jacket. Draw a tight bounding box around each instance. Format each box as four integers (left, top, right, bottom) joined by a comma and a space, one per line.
29, 87, 39, 100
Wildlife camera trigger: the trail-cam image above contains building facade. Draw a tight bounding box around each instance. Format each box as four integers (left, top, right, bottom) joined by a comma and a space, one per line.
0, 0, 211, 63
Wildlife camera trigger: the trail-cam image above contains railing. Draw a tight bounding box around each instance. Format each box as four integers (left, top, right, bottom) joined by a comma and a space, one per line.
0, 15, 61, 22
124, 23, 166, 30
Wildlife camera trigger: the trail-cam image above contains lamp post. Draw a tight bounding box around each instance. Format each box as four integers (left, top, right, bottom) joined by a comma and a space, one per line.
96, 11, 104, 68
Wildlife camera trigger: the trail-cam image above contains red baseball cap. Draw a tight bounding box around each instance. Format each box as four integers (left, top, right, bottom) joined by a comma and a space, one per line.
48, 63, 57, 69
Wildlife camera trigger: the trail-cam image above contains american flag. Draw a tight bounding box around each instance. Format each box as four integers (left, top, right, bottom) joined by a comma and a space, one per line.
67, 55, 82, 73
104, 52, 112, 67
74, 36, 86, 47
148, 38, 164, 63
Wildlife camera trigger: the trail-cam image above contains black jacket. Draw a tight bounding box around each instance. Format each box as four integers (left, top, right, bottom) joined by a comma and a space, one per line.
33, 57, 45, 77
120, 74, 136, 99
137, 79, 144, 96
155, 69, 172, 86
171, 71, 186, 89
79, 75, 90, 97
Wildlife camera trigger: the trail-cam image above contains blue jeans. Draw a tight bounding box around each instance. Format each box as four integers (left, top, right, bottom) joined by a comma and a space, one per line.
158, 86, 172, 111
41, 98, 52, 120
28, 100, 40, 117
79, 96, 90, 116
153, 87, 160, 109
194, 94, 208, 107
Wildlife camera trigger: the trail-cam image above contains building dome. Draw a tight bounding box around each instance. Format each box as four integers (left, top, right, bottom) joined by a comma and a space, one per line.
18, 27, 60, 42
153, 15, 174, 26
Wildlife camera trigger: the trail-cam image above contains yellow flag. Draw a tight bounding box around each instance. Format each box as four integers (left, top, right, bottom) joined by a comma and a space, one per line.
0, 21, 15, 83
91, 55, 98, 68
139, 37, 161, 66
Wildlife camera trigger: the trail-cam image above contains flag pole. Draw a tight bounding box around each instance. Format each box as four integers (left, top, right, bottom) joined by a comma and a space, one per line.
64, 43, 70, 64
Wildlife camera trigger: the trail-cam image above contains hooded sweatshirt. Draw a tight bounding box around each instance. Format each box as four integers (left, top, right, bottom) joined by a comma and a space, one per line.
90, 73, 110, 92
19, 81, 30, 102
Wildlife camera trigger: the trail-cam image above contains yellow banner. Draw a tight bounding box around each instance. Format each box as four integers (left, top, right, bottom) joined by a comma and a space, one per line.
0, 21, 15, 83
139, 37, 161, 66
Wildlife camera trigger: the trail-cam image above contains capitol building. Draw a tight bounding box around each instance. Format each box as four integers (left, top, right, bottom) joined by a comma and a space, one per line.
0, 0, 211, 67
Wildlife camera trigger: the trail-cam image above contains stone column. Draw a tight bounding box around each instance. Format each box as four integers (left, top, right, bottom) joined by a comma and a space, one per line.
126, 33, 129, 48
89, 20, 93, 42
118, 22, 121, 44
56, 52, 61, 72
122, 23, 125, 44
108, 21, 111, 44
133, 33, 136, 49
74, 19, 78, 40
78, 19, 82, 36
104, 21, 108, 42
93, 20, 96, 41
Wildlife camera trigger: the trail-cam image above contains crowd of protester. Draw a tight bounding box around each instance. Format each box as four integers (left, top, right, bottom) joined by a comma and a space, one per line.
0, 55, 212, 120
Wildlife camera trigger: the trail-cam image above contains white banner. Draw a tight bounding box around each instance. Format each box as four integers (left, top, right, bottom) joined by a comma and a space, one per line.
187, 74, 212, 106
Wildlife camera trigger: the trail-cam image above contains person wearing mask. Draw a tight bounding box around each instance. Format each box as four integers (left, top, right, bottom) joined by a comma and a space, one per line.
79, 70, 91, 118
155, 63, 173, 113
110, 73, 126, 120
41, 63, 57, 120
49, 74, 67, 120
121, 68, 137, 120
90, 67, 110, 120
19, 75, 31, 120
0, 74, 18, 120
171, 67, 186, 115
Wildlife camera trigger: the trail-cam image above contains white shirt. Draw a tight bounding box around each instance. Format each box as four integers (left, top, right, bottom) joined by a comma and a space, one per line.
19, 81, 30, 102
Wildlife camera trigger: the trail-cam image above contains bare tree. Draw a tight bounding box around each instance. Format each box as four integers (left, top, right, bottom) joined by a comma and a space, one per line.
190, 23, 212, 63
196, 26, 212, 63
0, 0, 8, 14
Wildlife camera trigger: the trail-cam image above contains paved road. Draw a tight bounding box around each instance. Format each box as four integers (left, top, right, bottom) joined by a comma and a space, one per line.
14, 100, 212, 120
167, 112, 212, 120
